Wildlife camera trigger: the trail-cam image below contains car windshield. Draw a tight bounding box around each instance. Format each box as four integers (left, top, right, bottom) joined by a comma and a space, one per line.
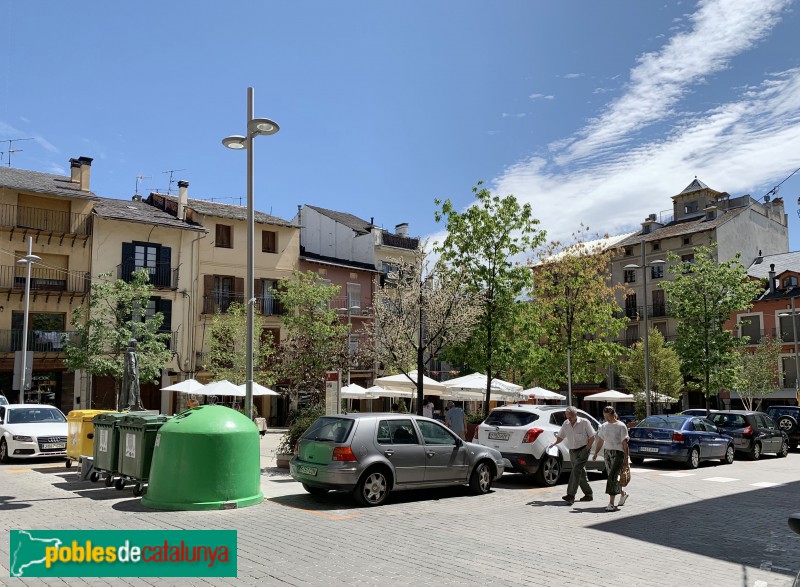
0, 395, 8, 406
484, 410, 539, 427
8, 407, 66, 424
637, 416, 686, 430
710, 414, 748, 428
302, 417, 354, 443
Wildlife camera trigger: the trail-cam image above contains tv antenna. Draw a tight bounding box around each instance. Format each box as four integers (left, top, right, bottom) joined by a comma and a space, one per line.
162, 169, 187, 194
0, 138, 34, 167
135, 175, 152, 196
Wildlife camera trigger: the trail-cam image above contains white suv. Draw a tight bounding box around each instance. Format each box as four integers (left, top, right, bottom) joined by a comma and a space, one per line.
472, 405, 605, 486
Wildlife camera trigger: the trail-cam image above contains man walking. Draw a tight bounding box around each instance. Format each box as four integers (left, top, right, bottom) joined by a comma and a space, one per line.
548, 406, 595, 505
445, 401, 467, 440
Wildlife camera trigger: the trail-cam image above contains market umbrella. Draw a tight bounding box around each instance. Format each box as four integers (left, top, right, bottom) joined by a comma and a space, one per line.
583, 390, 635, 402
200, 380, 242, 397
161, 378, 205, 394
522, 387, 566, 401
634, 391, 677, 404
374, 371, 446, 395
234, 382, 280, 396
340, 383, 376, 399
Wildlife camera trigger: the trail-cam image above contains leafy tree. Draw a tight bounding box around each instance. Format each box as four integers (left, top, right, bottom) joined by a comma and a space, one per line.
528, 227, 629, 404
274, 271, 351, 409
64, 269, 172, 410
617, 328, 683, 418
204, 302, 275, 386
435, 182, 546, 412
371, 248, 482, 414
733, 336, 782, 411
660, 245, 763, 410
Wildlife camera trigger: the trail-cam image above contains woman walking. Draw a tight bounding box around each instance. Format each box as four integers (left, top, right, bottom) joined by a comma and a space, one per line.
591, 406, 630, 511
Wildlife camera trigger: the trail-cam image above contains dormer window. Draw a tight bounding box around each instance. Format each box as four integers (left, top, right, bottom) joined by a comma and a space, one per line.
682, 236, 691, 246
624, 246, 633, 257
684, 201, 698, 214
652, 241, 660, 252
783, 276, 798, 288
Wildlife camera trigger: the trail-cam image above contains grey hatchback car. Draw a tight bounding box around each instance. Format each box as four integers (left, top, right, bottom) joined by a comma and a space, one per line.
290, 413, 505, 506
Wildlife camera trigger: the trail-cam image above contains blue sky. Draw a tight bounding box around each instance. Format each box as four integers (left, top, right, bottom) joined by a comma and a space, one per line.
1, 0, 799, 250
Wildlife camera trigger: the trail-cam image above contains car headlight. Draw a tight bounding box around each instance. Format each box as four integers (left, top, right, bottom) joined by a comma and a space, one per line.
12, 435, 34, 442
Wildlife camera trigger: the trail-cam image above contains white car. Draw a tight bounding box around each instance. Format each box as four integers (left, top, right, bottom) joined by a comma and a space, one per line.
0, 404, 68, 463
472, 405, 605, 486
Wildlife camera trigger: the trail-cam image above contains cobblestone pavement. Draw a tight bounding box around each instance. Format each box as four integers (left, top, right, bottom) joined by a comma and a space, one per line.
1, 430, 799, 587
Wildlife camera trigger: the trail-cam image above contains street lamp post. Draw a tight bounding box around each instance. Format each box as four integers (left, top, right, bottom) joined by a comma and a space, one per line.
222, 87, 280, 419
17, 237, 40, 401
624, 246, 665, 417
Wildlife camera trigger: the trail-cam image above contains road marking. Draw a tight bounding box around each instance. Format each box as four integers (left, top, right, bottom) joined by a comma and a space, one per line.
5, 469, 31, 474
702, 477, 738, 483
750, 481, 785, 488
659, 472, 695, 478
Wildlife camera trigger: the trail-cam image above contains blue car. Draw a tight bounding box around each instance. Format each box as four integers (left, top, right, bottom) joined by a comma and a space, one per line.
628, 415, 735, 469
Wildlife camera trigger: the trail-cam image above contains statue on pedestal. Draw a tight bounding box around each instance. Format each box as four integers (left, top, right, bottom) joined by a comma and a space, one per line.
119, 338, 144, 411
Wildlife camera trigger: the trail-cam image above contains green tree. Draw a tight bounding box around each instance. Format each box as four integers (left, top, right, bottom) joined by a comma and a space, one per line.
371, 249, 482, 414
733, 336, 782, 411
203, 302, 276, 386
435, 182, 546, 412
617, 328, 684, 418
274, 271, 351, 408
64, 269, 172, 410
527, 227, 629, 404
660, 245, 763, 409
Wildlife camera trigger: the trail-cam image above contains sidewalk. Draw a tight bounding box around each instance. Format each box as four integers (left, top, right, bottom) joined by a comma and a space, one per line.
258, 427, 289, 469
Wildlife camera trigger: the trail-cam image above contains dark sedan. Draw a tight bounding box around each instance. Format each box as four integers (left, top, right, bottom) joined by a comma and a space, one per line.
629, 415, 734, 469
708, 411, 789, 459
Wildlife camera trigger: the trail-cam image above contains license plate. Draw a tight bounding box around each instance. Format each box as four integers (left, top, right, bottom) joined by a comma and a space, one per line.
42, 443, 66, 450
640, 447, 658, 453
298, 465, 317, 476
488, 432, 510, 441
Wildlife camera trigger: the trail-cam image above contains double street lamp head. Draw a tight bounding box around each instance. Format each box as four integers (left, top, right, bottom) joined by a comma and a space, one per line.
222, 118, 281, 150
623, 259, 666, 270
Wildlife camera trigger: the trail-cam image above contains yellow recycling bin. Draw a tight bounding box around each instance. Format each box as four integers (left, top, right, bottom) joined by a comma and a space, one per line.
66, 409, 115, 468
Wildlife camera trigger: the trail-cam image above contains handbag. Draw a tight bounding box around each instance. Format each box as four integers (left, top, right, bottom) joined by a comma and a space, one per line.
619, 465, 631, 487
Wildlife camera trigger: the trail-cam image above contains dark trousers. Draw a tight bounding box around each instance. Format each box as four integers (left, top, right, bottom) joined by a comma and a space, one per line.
566, 445, 592, 497
604, 449, 625, 496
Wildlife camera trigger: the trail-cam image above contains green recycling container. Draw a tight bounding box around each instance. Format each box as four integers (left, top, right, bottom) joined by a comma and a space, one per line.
91, 412, 127, 474
116, 414, 169, 482
142, 405, 263, 511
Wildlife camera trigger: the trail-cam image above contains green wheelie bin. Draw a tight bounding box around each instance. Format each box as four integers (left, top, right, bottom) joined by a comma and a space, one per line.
116, 413, 170, 496
91, 412, 128, 487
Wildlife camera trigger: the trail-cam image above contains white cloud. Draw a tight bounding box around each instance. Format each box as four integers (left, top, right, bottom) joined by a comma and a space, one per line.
530, 93, 555, 100
563, 73, 584, 79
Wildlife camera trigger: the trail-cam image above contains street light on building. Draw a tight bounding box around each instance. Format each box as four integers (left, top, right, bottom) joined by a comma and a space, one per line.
17, 236, 40, 401
222, 87, 280, 420
624, 247, 665, 417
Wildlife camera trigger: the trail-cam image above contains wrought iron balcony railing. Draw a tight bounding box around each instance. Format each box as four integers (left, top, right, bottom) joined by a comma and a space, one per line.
0, 330, 80, 353
202, 294, 285, 316
0, 203, 93, 236
0, 265, 89, 293
117, 263, 178, 289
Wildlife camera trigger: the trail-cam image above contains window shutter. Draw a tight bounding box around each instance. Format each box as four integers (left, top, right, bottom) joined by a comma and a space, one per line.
121, 242, 134, 281
262, 230, 276, 253
158, 298, 173, 332
203, 275, 215, 313
235, 277, 245, 303
159, 246, 172, 287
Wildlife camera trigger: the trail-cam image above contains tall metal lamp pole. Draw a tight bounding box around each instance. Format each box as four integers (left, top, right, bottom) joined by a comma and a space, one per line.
17, 237, 40, 400
222, 87, 280, 419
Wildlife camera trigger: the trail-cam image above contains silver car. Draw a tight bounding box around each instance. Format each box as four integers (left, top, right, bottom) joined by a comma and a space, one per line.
290, 413, 505, 506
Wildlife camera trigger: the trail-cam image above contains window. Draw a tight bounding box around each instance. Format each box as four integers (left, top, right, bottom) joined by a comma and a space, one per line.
625, 293, 638, 319
782, 356, 798, 389
377, 419, 419, 445
623, 269, 636, 283
783, 276, 798, 288
121, 242, 172, 287
681, 253, 695, 263
258, 279, 278, 315
215, 276, 235, 312
624, 246, 633, 257
682, 236, 692, 246
684, 201, 698, 214
652, 241, 661, 252
348, 334, 359, 356
779, 314, 800, 343
302, 417, 354, 443
484, 410, 539, 427
625, 325, 639, 344
653, 322, 667, 337
651, 289, 666, 317
262, 230, 277, 253
416, 420, 457, 445
215, 224, 232, 248
738, 315, 762, 343
346, 283, 361, 311
650, 265, 664, 279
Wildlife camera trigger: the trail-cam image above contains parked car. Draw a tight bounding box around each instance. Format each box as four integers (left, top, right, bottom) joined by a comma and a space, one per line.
679, 409, 717, 417
0, 394, 8, 406
707, 410, 789, 459
628, 415, 734, 468
0, 404, 68, 463
290, 413, 504, 507
765, 406, 800, 450
472, 405, 605, 486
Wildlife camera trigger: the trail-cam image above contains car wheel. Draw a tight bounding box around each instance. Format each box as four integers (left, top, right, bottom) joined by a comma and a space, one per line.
751, 442, 761, 461
776, 415, 798, 434
302, 483, 330, 496
354, 468, 390, 507
686, 447, 700, 469
469, 461, 493, 495
65, 459, 72, 468
114, 478, 126, 491
630, 457, 644, 465
0, 438, 9, 463
777, 440, 789, 458
89, 471, 100, 482
722, 445, 734, 464
104, 475, 114, 487
534, 455, 562, 487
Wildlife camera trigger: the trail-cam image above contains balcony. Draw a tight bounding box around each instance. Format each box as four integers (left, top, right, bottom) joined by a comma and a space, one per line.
0, 330, 80, 353
0, 203, 93, 238
0, 265, 89, 293
648, 303, 670, 318
381, 233, 419, 250
330, 296, 371, 317
203, 294, 284, 316
118, 263, 178, 289
624, 305, 642, 320
773, 328, 800, 344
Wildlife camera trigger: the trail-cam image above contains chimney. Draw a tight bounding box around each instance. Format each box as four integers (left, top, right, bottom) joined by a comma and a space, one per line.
177, 180, 189, 221
131, 194, 142, 202
640, 214, 663, 235
77, 156, 93, 191
69, 158, 81, 184
769, 264, 776, 295
395, 223, 409, 237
